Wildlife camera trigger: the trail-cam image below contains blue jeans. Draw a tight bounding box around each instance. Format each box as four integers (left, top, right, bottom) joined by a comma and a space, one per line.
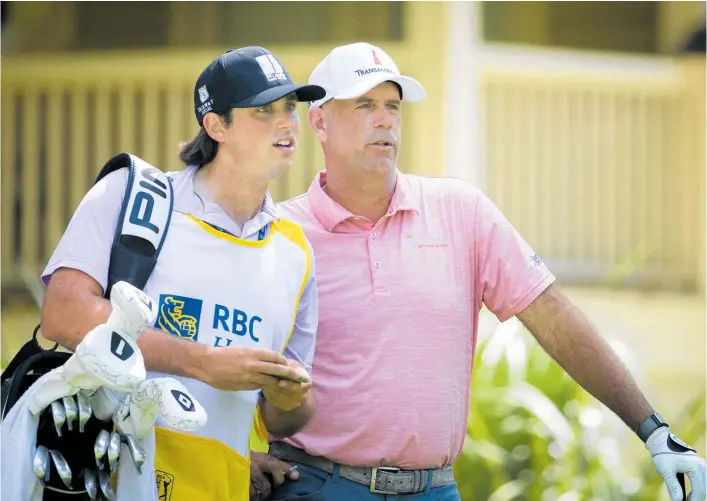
269, 462, 461, 501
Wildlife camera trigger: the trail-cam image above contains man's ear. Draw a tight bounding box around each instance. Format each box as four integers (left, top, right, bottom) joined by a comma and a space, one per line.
203, 112, 227, 142
308, 107, 327, 143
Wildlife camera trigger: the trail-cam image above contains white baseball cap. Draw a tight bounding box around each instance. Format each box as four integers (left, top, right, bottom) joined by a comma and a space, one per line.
308, 42, 426, 108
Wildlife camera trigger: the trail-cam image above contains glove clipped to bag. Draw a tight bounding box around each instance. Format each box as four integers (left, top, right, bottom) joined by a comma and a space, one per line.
647, 426, 707, 501
111, 377, 208, 441
28, 281, 156, 414
28, 281, 157, 500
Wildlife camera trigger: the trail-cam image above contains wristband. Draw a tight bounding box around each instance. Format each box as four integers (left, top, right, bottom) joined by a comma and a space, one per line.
636, 412, 668, 443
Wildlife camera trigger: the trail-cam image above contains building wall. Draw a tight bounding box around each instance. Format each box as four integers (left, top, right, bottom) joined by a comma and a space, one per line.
0, 2, 450, 291
2, 2, 703, 295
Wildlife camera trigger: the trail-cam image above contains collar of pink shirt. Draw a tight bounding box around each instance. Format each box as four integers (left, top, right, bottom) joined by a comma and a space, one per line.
307, 170, 419, 232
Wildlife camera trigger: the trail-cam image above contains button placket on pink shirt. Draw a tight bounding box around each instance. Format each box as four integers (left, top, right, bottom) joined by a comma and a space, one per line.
369, 218, 389, 294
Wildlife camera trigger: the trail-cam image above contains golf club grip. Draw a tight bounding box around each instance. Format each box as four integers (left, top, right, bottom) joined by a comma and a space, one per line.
678, 472, 686, 501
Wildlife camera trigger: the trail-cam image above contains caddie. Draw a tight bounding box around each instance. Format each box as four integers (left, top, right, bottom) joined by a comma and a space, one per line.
35, 46, 325, 500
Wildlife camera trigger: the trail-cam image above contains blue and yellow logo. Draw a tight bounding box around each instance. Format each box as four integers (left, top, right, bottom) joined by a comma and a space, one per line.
156, 294, 203, 342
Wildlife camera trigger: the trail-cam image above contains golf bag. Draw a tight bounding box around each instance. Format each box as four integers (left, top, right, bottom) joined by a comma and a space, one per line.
0, 153, 173, 498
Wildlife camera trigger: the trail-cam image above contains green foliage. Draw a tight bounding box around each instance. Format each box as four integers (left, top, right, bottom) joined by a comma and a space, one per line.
453, 318, 706, 501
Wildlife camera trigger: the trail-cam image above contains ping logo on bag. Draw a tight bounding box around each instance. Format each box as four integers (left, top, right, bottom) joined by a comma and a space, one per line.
110, 332, 135, 361
128, 167, 170, 235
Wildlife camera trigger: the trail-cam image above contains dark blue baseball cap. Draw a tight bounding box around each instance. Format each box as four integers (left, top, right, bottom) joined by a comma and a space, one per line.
193, 46, 326, 126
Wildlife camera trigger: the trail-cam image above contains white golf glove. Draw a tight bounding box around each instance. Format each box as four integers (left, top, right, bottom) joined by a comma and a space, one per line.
110, 377, 208, 439
28, 281, 156, 415
647, 426, 706, 501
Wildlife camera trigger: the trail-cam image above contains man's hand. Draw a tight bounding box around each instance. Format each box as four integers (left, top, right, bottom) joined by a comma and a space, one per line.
197, 347, 305, 392
647, 427, 706, 501
250, 451, 299, 500
258, 360, 315, 438
261, 360, 312, 412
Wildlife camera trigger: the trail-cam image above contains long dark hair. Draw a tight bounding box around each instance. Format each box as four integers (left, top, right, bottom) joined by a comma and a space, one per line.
179, 110, 233, 167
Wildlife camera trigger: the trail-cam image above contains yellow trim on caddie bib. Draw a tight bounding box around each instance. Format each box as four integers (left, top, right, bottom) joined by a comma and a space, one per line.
186, 214, 275, 247
272, 218, 312, 355
252, 218, 312, 444
271, 218, 310, 254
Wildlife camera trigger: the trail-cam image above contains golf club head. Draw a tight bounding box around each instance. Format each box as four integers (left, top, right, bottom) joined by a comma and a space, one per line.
107, 432, 121, 473
50, 400, 66, 437
26, 374, 77, 416
132, 377, 207, 433
98, 470, 117, 501
33, 445, 50, 483
121, 434, 146, 474
94, 429, 110, 469
83, 468, 98, 500
77, 390, 93, 432
49, 449, 72, 489
107, 281, 157, 339
62, 395, 77, 432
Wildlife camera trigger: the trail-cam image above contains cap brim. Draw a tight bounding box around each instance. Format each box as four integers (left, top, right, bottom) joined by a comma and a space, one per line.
312, 74, 426, 108
232, 84, 326, 108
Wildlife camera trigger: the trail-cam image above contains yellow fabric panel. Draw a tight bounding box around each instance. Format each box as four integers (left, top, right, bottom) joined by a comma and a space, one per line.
154, 426, 250, 501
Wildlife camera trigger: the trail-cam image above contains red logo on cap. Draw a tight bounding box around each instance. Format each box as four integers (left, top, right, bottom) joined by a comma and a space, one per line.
372, 48, 382, 66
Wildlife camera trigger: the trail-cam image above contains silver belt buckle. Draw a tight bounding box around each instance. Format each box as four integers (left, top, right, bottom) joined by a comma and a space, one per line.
370, 466, 401, 495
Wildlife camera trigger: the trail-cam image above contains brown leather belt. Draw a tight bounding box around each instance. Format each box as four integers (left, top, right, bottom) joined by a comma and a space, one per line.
268, 442, 455, 495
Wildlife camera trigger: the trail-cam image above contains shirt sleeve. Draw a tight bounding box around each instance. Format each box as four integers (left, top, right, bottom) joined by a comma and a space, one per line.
471, 187, 556, 322
283, 239, 318, 374
41, 169, 128, 292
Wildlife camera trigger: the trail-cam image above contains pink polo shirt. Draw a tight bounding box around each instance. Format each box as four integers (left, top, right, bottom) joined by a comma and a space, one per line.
276, 171, 555, 469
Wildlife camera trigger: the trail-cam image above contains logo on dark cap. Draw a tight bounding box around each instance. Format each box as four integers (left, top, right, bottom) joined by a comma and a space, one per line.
197, 90, 214, 117
255, 54, 287, 82
198, 86, 209, 104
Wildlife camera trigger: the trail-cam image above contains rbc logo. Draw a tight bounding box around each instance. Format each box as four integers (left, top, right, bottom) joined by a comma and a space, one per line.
156, 294, 203, 342
213, 304, 262, 343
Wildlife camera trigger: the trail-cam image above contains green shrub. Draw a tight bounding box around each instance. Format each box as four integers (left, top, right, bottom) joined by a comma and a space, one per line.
454, 317, 705, 501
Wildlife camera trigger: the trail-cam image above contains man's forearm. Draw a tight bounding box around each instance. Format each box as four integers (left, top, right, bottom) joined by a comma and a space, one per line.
518, 285, 654, 431
42, 289, 207, 381
138, 328, 208, 380
258, 391, 315, 439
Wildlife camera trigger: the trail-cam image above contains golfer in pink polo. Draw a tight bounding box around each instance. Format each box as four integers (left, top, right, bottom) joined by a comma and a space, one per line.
250, 42, 706, 501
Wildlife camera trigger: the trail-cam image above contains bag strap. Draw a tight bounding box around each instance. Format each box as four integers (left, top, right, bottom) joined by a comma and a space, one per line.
95, 153, 174, 298
0, 154, 173, 420
0, 325, 57, 385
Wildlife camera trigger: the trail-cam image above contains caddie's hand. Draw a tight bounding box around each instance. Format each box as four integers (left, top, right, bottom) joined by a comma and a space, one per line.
261, 360, 312, 412
250, 451, 299, 500
200, 346, 304, 392
647, 427, 706, 501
